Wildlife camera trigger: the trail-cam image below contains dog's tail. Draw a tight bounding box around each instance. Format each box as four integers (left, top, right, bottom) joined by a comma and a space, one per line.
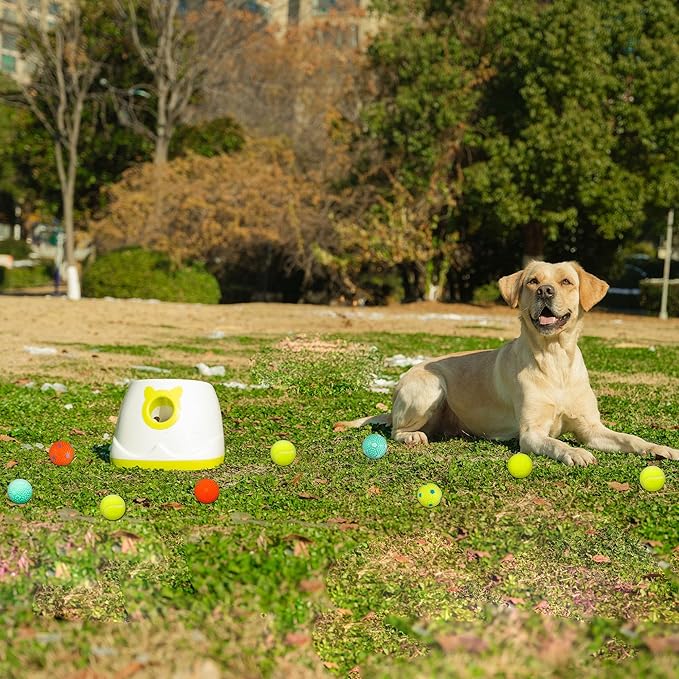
333, 412, 392, 432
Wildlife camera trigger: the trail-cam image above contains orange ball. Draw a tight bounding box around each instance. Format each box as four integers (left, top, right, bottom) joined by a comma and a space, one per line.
49, 440, 75, 466
194, 478, 219, 504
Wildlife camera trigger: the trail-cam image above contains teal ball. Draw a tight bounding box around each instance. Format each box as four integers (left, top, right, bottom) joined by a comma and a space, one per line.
8, 479, 33, 504
362, 433, 388, 460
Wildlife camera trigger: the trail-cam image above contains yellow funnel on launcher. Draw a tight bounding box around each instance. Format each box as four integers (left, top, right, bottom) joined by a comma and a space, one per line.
111, 379, 225, 470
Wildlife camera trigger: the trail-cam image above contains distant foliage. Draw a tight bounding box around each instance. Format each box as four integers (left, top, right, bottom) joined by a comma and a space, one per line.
82, 248, 221, 303
640, 279, 679, 317
89, 139, 333, 301
0, 264, 52, 290
170, 117, 245, 159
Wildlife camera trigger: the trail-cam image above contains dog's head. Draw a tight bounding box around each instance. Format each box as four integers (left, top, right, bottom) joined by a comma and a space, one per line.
498, 261, 609, 337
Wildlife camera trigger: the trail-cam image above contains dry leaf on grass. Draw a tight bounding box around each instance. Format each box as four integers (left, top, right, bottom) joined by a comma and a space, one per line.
284, 631, 311, 647
70, 428, 86, 436
5, 460, 18, 468
0, 434, 17, 442
436, 633, 488, 654
299, 578, 325, 593
608, 481, 630, 492
298, 492, 318, 500
160, 502, 184, 510
591, 554, 611, 564
367, 485, 381, 496
644, 635, 679, 654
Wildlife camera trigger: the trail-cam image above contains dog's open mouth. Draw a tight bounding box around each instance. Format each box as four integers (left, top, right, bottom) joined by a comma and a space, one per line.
532, 307, 571, 334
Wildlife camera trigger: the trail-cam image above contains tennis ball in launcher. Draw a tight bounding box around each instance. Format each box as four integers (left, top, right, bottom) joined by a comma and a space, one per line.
270, 440, 296, 466
100, 494, 126, 520
7, 479, 33, 504
362, 433, 387, 460
507, 453, 533, 478
417, 483, 442, 507
639, 466, 665, 492
49, 440, 75, 466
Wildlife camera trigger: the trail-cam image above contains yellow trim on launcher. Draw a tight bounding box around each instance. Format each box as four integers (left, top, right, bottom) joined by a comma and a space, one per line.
112, 456, 224, 470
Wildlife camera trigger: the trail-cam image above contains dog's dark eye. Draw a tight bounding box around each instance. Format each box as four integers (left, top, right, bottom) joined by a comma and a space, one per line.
561, 279, 572, 286
528, 277, 539, 285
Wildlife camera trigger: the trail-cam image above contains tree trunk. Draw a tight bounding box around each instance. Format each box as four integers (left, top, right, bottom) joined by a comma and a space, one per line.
154, 133, 169, 165
523, 221, 545, 267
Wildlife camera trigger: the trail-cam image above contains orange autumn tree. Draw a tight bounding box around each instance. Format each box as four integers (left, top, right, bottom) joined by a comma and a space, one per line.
89, 139, 333, 295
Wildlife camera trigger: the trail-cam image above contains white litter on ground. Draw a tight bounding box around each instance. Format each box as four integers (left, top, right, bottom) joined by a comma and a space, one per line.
369, 377, 398, 393
196, 363, 226, 377
318, 309, 514, 326
64, 403, 74, 410
206, 330, 226, 339
24, 345, 58, 356
131, 365, 171, 374
40, 382, 67, 394
384, 354, 429, 367
221, 380, 270, 390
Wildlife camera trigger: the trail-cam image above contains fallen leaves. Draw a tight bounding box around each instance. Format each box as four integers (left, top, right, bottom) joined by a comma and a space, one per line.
644, 635, 679, 654
436, 633, 488, 654
284, 631, 311, 647
607, 481, 630, 492
5, 460, 18, 469
0, 434, 17, 442
327, 516, 359, 531
590, 554, 611, 564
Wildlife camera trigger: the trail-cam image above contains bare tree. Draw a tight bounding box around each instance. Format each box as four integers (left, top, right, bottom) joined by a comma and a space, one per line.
15, 0, 103, 300
114, 0, 263, 166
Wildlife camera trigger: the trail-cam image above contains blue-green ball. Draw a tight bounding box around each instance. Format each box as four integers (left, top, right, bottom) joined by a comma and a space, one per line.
8, 479, 33, 504
362, 433, 388, 460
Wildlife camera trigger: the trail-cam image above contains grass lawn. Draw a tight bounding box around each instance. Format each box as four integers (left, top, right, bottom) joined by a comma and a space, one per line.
0, 331, 677, 678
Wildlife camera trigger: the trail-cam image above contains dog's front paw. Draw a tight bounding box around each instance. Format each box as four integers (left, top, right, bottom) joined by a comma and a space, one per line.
647, 444, 679, 461
560, 447, 597, 467
395, 430, 429, 446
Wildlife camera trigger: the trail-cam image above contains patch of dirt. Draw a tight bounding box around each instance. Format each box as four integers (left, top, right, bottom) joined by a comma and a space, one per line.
1, 295, 677, 382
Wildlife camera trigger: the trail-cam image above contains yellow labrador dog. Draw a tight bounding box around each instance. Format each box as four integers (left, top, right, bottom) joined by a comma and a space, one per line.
335, 261, 679, 466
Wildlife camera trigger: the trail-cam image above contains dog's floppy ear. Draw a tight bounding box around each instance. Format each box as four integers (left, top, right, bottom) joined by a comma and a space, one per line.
572, 262, 609, 311
498, 270, 524, 308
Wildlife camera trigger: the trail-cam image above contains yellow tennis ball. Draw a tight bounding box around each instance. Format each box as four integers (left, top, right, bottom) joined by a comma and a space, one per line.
507, 453, 533, 478
100, 494, 126, 521
270, 440, 296, 466
417, 483, 442, 508
639, 466, 665, 492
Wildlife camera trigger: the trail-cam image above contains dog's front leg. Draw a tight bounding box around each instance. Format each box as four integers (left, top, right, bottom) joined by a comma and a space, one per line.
520, 428, 597, 466
575, 423, 679, 460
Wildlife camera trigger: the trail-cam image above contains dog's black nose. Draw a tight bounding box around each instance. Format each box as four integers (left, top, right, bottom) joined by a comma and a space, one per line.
537, 284, 555, 299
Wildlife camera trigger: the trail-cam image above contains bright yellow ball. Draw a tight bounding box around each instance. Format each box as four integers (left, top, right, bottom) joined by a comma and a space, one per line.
507, 453, 533, 478
100, 494, 126, 521
639, 466, 665, 492
270, 440, 296, 466
417, 483, 442, 508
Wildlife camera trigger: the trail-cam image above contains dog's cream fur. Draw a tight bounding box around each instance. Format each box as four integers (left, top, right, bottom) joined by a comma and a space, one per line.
334, 261, 679, 466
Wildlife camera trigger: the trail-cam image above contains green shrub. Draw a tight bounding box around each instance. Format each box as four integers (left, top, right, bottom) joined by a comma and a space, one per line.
472, 281, 501, 305
170, 117, 244, 159
0, 263, 52, 290
82, 248, 221, 304
639, 278, 679, 317
0, 239, 31, 259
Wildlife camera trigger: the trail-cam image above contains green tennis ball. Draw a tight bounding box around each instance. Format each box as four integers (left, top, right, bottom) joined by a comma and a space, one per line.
417, 483, 442, 508
639, 466, 665, 492
100, 494, 126, 520
507, 453, 533, 478
270, 440, 296, 466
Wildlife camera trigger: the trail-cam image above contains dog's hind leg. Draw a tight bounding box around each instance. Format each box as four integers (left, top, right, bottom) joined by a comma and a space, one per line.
392, 370, 446, 446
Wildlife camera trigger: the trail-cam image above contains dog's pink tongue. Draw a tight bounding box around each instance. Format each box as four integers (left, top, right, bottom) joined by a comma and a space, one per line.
539, 315, 557, 325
